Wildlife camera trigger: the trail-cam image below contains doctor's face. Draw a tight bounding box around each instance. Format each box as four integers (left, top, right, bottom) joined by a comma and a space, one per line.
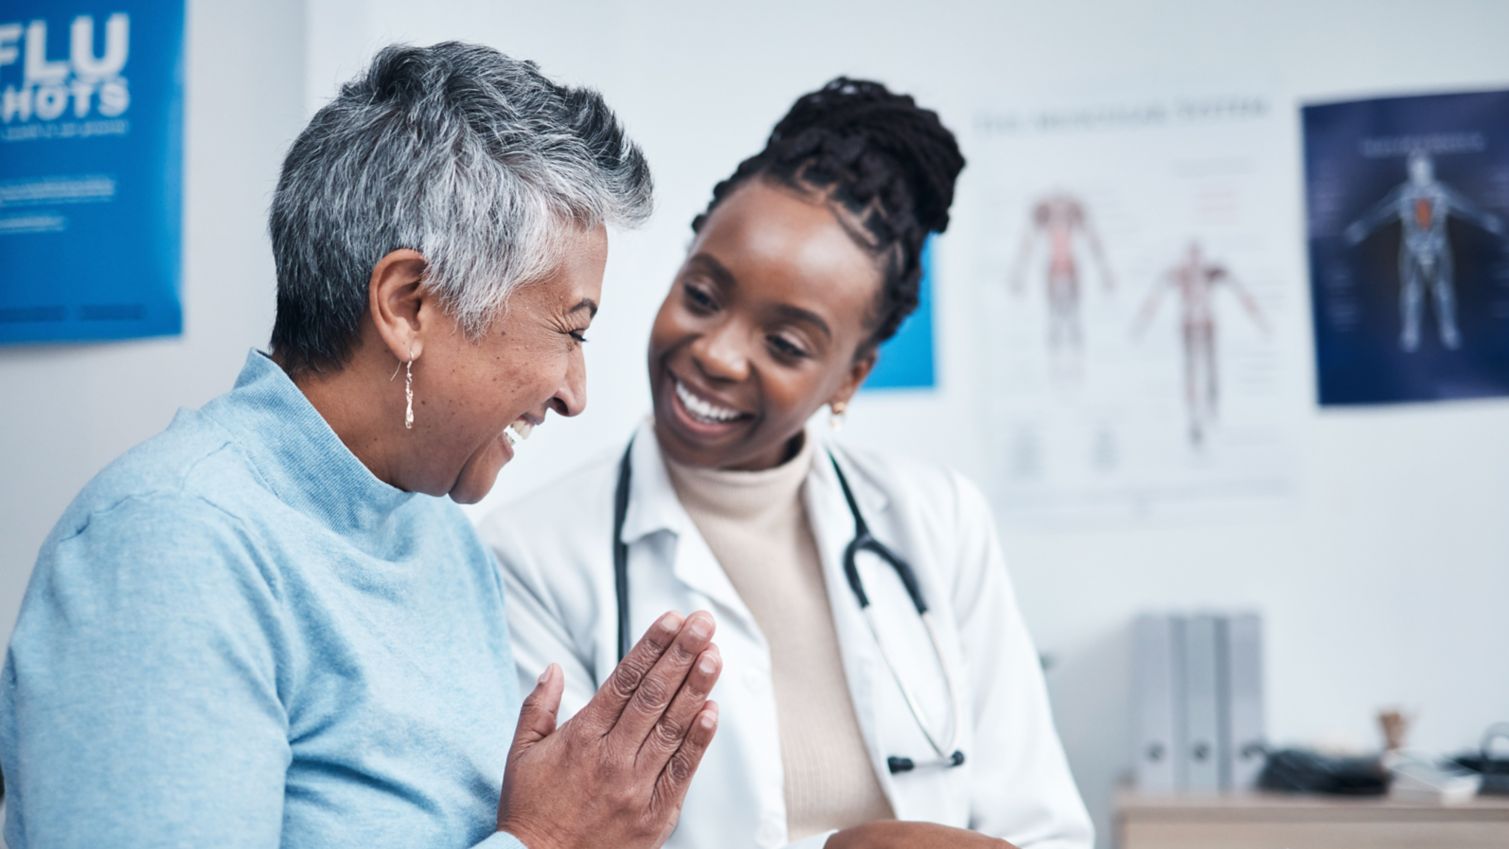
647, 179, 879, 471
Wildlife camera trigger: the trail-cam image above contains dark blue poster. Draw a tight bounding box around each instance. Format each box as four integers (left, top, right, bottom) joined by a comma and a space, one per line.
1303, 90, 1509, 405
0, 2, 184, 344
864, 236, 937, 390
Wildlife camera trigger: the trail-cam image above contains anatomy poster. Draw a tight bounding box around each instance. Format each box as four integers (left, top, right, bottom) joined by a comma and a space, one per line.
964, 91, 1302, 525
1303, 90, 1509, 405
0, 2, 185, 345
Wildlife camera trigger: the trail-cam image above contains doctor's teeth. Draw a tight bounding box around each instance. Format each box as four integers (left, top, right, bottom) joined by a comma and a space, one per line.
675, 380, 740, 423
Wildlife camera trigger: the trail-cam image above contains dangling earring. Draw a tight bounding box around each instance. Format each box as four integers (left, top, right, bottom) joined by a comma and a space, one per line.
829, 400, 847, 432
391, 346, 417, 430
404, 347, 416, 430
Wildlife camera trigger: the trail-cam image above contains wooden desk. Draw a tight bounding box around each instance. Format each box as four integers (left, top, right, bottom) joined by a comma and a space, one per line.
1115, 789, 1509, 849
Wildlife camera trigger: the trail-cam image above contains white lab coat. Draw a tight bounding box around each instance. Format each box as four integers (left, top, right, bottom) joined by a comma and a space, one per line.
483, 420, 1093, 849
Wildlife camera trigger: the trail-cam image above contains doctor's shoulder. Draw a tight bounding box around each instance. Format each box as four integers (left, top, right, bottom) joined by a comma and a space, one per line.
825, 441, 999, 552
479, 443, 621, 582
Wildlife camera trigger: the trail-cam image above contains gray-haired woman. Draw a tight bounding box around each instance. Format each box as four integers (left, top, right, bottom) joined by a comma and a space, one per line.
0, 43, 721, 849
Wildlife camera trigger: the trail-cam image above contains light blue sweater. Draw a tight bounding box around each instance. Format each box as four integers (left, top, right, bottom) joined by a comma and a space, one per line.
2, 351, 527, 849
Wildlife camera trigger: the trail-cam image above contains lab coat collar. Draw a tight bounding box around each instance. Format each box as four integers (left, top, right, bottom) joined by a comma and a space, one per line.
619, 418, 689, 544
619, 418, 752, 636
618, 418, 893, 543
617, 420, 895, 642
806, 435, 892, 521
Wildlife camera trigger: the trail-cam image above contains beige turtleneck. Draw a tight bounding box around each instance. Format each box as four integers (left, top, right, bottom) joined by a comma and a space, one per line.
663, 435, 893, 840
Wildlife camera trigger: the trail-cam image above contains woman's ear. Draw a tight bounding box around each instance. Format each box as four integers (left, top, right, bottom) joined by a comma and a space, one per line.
829, 347, 878, 411
368, 248, 434, 363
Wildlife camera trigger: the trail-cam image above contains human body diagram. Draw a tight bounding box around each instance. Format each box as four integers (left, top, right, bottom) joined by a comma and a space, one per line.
1133, 242, 1267, 447
1345, 151, 1504, 352
1009, 192, 1115, 380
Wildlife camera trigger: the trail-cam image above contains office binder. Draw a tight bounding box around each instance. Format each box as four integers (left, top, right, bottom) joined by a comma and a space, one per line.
1221, 612, 1266, 790
1182, 613, 1222, 792
1132, 613, 1182, 792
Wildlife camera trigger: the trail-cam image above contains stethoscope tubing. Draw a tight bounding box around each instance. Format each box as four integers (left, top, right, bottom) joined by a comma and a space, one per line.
610, 439, 966, 772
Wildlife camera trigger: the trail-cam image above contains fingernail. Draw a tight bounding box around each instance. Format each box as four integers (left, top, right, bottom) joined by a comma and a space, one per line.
537, 664, 553, 685
698, 653, 719, 675
688, 614, 712, 640
699, 708, 718, 729
658, 612, 683, 635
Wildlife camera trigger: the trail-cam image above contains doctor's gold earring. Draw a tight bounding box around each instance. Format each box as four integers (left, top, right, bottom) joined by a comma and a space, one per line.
830, 400, 848, 431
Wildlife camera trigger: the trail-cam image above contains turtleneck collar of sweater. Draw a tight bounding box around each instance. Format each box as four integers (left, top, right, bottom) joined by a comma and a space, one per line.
661, 432, 816, 523
205, 350, 418, 533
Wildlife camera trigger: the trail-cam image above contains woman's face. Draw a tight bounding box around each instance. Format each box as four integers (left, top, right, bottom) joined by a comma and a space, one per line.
648, 180, 881, 471
418, 224, 608, 503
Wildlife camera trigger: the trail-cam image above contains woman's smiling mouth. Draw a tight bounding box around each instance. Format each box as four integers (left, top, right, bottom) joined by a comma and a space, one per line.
664, 373, 754, 438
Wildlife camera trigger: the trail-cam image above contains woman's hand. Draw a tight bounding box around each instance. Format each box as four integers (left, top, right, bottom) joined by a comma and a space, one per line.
827, 822, 1018, 849
496, 611, 722, 849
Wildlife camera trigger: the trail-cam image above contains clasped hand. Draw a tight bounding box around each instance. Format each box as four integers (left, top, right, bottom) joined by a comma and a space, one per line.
495, 610, 722, 849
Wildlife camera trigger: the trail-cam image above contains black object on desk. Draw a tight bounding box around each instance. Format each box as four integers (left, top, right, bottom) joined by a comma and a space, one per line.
1258, 747, 1388, 795
1453, 722, 1509, 796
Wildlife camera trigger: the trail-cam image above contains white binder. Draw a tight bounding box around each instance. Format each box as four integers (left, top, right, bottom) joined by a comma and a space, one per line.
1182, 613, 1223, 792
1220, 612, 1266, 790
1131, 613, 1182, 792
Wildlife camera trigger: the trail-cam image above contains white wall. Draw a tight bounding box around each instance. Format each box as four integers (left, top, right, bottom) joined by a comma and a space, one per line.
4, 2, 1507, 846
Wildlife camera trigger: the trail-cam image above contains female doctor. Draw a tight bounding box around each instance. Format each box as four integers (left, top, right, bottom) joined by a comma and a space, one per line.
484, 79, 1092, 849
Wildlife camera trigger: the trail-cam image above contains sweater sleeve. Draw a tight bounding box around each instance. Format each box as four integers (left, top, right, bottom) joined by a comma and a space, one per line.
1, 494, 291, 849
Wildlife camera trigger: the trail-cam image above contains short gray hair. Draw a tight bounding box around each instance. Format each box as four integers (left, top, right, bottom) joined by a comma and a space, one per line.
269, 42, 652, 374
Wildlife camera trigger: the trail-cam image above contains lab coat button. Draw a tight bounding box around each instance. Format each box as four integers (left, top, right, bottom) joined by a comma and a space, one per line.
743, 668, 763, 689
758, 820, 783, 845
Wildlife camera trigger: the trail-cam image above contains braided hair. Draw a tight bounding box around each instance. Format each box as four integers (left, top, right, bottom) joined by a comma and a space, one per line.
692, 77, 964, 347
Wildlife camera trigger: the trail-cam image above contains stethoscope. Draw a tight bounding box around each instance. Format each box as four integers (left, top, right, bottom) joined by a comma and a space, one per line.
612, 440, 967, 774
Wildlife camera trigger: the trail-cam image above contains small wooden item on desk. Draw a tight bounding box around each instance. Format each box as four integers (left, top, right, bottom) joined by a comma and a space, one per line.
1379, 707, 1412, 753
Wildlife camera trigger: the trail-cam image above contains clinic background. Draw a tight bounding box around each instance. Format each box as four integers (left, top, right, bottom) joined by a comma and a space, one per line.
3, 1, 1508, 845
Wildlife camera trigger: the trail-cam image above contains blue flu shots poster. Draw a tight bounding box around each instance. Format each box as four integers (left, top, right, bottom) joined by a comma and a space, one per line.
1303, 89, 1509, 405
0, 2, 185, 344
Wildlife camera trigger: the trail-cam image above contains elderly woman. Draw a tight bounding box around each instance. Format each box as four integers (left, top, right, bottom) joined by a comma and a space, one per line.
0, 43, 722, 849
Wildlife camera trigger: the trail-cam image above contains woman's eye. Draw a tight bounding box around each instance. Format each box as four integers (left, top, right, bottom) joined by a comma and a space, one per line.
767, 335, 808, 360
684, 283, 717, 312
570, 330, 589, 344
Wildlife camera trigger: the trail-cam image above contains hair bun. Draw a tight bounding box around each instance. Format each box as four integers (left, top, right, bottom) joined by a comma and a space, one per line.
691, 76, 963, 345
768, 77, 964, 234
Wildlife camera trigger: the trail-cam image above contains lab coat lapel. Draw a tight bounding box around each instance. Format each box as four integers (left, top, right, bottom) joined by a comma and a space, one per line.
803, 437, 902, 809
620, 420, 758, 638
